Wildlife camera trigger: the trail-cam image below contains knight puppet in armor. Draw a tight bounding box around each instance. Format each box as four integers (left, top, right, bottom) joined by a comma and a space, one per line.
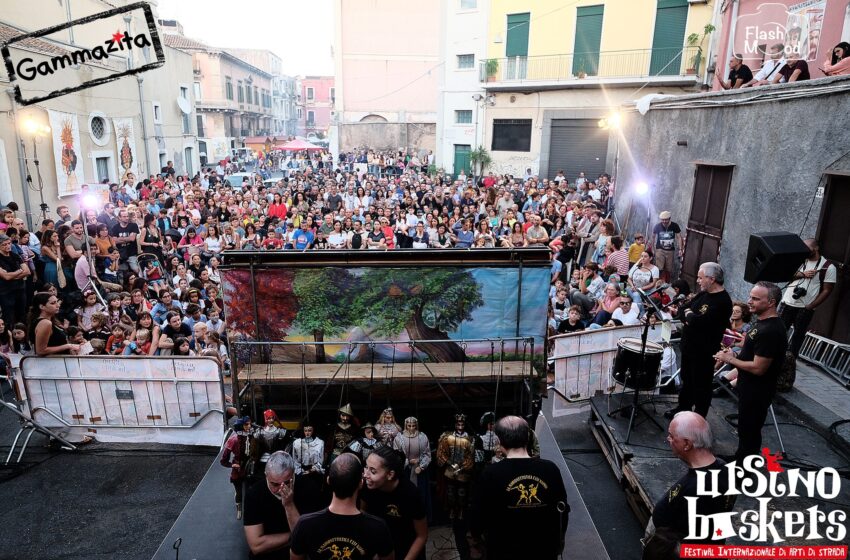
328, 403, 358, 465
219, 415, 254, 519
292, 418, 330, 514
437, 413, 476, 520
375, 407, 401, 446
394, 416, 432, 520
254, 409, 292, 476
348, 422, 382, 461
475, 411, 502, 469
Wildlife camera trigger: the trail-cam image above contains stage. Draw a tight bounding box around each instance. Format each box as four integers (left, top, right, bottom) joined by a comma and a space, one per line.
150, 401, 610, 560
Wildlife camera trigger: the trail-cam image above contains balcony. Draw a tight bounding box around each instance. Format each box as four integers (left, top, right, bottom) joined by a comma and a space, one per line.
480, 47, 702, 90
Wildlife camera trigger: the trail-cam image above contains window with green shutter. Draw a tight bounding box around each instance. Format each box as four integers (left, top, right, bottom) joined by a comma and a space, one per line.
506, 13, 530, 57
573, 5, 604, 77
650, 0, 689, 75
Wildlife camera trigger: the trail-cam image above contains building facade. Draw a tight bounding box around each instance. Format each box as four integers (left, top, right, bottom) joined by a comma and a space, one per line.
437, 0, 491, 176
0, 1, 199, 227
479, 0, 713, 179
163, 31, 273, 164
710, 0, 850, 90
297, 76, 335, 139
332, 0, 439, 153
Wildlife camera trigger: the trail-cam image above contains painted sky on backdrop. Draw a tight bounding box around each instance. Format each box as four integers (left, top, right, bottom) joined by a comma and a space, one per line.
156, 0, 334, 76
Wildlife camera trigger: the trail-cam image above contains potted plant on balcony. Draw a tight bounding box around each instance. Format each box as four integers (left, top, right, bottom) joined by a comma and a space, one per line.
485, 59, 499, 82
686, 23, 715, 74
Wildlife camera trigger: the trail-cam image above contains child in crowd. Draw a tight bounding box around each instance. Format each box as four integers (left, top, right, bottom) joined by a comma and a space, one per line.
76, 289, 106, 331
124, 328, 151, 356
627, 234, 646, 268
206, 309, 226, 337
86, 313, 111, 354
557, 305, 585, 334
105, 293, 123, 328
142, 259, 166, 296
107, 325, 128, 355
102, 246, 122, 286
172, 336, 194, 356
11, 323, 33, 355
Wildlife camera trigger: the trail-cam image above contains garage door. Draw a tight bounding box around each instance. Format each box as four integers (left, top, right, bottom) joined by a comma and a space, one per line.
546, 119, 610, 181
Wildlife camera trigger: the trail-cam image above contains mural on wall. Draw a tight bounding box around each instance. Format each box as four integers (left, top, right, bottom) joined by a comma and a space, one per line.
221, 266, 550, 363
47, 110, 85, 197
112, 118, 139, 184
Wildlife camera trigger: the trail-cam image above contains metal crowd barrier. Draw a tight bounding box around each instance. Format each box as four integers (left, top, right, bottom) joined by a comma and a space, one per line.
799, 332, 850, 386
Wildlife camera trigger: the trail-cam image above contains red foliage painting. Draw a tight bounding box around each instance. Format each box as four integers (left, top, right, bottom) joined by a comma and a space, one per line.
221, 269, 297, 340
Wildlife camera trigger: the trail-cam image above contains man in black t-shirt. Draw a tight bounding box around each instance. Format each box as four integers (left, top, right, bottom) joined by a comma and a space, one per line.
651, 211, 682, 283
361, 446, 427, 560
714, 282, 787, 461
243, 451, 301, 560
470, 416, 568, 560
666, 262, 733, 419
291, 453, 393, 560
649, 412, 735, 548
0, 234, 29, 327
110, 209, 140, 273
719, 53, 753, 89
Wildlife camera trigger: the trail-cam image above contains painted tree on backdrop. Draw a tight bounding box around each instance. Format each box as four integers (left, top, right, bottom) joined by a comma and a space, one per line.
221, 269, 297, 343
292, 268, 359, 363
352, 268, 483, 362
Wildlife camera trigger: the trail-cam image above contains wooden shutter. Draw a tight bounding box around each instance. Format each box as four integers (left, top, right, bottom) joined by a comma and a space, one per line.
573, 5, 604, 76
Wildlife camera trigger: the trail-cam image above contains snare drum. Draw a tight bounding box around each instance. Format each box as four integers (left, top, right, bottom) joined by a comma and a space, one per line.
613, 337, 663, 390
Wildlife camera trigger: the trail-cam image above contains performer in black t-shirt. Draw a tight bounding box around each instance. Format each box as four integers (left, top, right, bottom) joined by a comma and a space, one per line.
666, 262, 733, 419
291, 453, 393, 560
361, 446, 428, 560
648, 412, 735, 550
470, 416, 569, 560
714, 281, 787, 461
243, 451, 301, 560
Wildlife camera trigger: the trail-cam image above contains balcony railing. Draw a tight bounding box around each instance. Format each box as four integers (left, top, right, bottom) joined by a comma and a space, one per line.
480, 47, 702, 83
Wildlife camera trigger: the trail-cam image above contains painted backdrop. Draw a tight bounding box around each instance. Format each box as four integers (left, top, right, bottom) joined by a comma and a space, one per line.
222, 266, 549, 363
47, 110, 85, 197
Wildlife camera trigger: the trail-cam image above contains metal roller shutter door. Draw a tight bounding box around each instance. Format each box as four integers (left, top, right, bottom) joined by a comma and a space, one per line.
546, 119, 610, 180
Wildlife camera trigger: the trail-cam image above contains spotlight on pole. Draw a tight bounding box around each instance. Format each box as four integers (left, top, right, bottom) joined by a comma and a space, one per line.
81, 193, 99, 210
635, 182, 649, 196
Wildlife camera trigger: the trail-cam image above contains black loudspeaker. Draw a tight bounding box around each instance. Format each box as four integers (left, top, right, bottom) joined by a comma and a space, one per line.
744, 232, 810, 283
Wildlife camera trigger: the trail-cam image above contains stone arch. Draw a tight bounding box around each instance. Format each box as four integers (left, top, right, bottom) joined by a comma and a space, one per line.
359, 114, 388, 123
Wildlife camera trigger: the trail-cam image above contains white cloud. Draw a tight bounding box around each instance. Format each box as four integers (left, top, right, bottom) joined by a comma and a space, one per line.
155, 0, 334, 76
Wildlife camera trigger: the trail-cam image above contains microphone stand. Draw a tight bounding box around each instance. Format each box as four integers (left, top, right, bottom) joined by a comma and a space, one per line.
608, 286, 665, 444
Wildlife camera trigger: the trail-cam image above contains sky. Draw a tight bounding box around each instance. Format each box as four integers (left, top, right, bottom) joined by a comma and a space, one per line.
156, 0, 334, 76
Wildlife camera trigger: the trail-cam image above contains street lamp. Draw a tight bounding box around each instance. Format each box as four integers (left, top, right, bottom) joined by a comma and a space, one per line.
20, 118, 52, 223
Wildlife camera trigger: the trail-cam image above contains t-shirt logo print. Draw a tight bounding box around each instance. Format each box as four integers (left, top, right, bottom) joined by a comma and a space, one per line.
318, 540, 363, 559
385, 504, 401, 518
506, 475, 549, 508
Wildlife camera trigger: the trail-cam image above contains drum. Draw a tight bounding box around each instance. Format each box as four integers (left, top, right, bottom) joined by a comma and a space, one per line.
613, 337, 663, 390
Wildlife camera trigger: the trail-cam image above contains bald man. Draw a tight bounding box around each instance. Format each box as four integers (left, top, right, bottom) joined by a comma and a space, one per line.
470, 416, 568, 560
646, 412, 735, 550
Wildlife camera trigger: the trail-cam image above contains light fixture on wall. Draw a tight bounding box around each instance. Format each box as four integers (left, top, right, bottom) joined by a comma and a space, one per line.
494, 33, 504, 43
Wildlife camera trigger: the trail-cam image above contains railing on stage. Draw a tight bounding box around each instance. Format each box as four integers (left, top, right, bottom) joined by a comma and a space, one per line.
231, 337, 539, 422
550, 323, 677, 416
3, 356, 226, 463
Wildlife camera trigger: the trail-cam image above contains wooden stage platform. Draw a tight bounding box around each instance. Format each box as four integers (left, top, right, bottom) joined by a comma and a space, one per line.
239, 361, 531, 384
587, 391, 780, 526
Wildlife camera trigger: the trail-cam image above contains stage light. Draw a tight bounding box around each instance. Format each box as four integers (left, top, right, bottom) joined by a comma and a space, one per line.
81, 193, 99, 209
635, 182, 649, 195
608, 112, 622, 129
23, 119, 50, 136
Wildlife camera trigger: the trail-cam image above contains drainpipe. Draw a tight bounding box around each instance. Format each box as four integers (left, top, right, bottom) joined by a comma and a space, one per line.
722, 0, 740, 86
702, 0, 725, 85
124, 14, 153, 177
6, 90, 35, 230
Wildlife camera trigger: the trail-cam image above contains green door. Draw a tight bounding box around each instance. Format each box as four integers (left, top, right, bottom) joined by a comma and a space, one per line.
454, 145, 471, 177
649, 0, 689, 75
506, 12, 530, 79
573, 5, 604, 76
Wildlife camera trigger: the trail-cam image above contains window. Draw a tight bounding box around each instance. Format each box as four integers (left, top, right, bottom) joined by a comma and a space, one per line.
573, 6, 604, 76
246, 86, 252, 105
180, 87, 191, 134
455, 110, 473, 124
159, 152, 167, 170
297, 107, 303, 119
193, 82, 201, 101
184, 147, 194, 177
307, 110, 315, 125
492, 118, 532, 151
225, 77, 233, 100
254, 86, 259, 105
152, 102, 162, 124
460, 0, 477, 8
457, 54, 475, 69
90, 116, 106, 140
330, 87, 335, 102
307, 87, 314, 100
237, 81, 244, 103
197, 115, 205, 137
95, 157, 110, 183
180, 86, 189, 100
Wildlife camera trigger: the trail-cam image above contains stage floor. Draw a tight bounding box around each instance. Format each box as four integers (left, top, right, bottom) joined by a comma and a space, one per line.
586, 390, 850, 531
